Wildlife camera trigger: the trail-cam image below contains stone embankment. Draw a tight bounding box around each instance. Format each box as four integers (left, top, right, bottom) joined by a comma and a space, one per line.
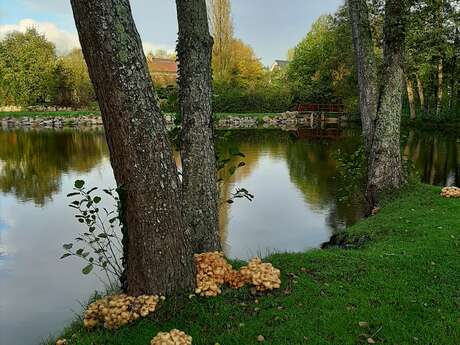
2, 112, 344, 129
1, 115, 103, 128
216, 111, 343, 130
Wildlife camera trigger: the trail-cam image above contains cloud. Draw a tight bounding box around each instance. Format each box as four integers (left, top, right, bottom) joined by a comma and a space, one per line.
142, 41, 175, 55
0, 19, 174, 57
0, 19, 80, 55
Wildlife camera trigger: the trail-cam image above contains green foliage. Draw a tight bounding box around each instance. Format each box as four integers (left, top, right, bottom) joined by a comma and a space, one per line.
287, 10, 358, 112
56, 49, 96, 107
61, 180, 123, 288
51, 184, 460, 345
0, 28, 58, 106
213, 80, 293, 113
332, 145, 366, 202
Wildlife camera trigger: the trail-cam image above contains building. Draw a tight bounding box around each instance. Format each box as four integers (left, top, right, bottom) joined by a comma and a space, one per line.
147, 57, 177, 86
270, 59, 290, 72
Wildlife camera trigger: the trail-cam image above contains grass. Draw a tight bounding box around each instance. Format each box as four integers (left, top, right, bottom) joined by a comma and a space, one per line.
49, 183, 460, 345
0, 111, 100, 118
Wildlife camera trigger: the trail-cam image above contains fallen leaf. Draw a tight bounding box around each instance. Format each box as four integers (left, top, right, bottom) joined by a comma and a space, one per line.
367, 338, 376, 344
257, 335, 265, 342
358, 321, 369, 328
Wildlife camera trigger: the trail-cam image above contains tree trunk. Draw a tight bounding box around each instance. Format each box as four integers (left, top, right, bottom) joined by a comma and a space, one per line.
176, 0, 221, 254
348, 0, 379, 155
349, 0, 406, 209
449, 29, 458, 111
70, 0, 195, 296
436, 58, 444, 115
366, 0, 406, 205
416, 73, 426, 113
405, 74, 416, 120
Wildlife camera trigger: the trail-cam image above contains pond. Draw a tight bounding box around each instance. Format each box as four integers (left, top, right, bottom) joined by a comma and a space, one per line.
0, 126, 458, 345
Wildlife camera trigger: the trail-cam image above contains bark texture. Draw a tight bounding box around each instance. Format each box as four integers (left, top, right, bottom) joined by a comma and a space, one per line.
348, 0, 379, 155
349, 0, 407, 207
176, 0, 221, 254
70, 0, 195, 295
405, 75, 416, 120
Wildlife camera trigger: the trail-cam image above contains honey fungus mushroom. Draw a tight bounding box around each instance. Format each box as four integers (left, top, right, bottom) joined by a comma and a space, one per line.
441, 187, 460, 198
240, 257, 281, 292
83, 294, 164, 330
151, 329, 192, 345
195, 252, 234, 296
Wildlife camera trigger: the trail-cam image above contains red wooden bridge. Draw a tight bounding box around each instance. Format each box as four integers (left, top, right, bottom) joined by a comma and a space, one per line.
295, 103, 345, 114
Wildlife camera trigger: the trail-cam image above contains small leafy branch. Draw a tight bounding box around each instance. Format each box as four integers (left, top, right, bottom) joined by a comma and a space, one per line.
61, 180, 123, 288
216, 137, 254, 204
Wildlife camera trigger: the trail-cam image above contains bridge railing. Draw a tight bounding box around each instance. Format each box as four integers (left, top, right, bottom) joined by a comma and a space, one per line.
296, 103, 345, 113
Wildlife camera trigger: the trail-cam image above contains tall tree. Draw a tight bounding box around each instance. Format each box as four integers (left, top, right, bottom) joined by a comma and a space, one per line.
70, 0, 195, 295
0, 28, 57, 106
176, 0, 221, 253
209, 0, 234, 80
348, 0, 379, 155
349, 0, 407, 207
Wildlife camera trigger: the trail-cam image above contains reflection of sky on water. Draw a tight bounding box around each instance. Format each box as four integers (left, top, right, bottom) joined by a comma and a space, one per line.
0, 158, 115, 345
0, 127, 458, 345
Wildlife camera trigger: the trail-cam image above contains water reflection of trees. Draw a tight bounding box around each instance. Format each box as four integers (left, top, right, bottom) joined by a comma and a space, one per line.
0, 129, 108, 206
402, 130, 459, 186
216, 129, 365, 235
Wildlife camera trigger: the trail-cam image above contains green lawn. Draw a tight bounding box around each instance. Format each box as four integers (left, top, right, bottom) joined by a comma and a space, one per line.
0, 111, 100, 118
49, 183, 460, 344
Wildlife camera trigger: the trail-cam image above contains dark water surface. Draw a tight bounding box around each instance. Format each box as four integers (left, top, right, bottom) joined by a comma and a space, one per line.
0, 127, 458, 345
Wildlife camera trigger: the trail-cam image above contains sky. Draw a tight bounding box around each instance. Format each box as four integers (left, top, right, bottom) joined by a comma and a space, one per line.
0, 0, 344, 66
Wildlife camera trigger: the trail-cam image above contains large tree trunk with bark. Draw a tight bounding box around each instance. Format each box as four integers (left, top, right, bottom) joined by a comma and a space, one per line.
349, 0, 407, 208
366, 0, 406, 206
175, 0, 221, 254
406, 74, 416, 120
348, 0, 379, 155
70, 0, 195, 296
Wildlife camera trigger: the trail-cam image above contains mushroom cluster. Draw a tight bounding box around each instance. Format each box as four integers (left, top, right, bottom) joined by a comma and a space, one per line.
195, 252, 281, 296
195, 251, 238, 296
240, 257, 281, 292
84, 294, 164, 330
151, 329, 192, 345
441, 186, 460, 198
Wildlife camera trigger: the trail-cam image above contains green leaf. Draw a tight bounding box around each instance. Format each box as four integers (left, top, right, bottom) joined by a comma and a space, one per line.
74, 180, 85, 189
82, 264, 93, 275
238, 162, 246, 167
87, 187, 98, 194
63, 243, 73, 250
76, 248, 84, 255
98, 233, 108, 238
67, 192, 80, 197
60, 253, 71, 259
93, 196, 101, 204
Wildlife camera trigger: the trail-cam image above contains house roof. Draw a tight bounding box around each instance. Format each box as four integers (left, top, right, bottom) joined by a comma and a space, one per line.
274, 60, 289, 68
147, 58, 177, 74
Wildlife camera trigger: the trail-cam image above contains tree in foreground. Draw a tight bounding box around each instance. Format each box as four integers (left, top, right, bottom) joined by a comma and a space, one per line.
70, 0, 195, 295
348, 0, 407, 208
176, 0, 221, 254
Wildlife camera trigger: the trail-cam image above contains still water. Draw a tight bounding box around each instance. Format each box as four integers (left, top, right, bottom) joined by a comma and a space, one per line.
0, 127, 458, 345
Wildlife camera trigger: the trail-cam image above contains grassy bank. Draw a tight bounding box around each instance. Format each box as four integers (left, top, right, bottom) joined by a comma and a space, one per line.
50, 184, 460, 345
0, 111, 100, 118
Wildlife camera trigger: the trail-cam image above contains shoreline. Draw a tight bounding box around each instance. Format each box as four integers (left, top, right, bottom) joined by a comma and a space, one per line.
47, 183, 460, 345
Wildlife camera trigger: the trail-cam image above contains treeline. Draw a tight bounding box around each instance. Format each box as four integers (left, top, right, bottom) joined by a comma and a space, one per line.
288, 0, 460, 121
1, 0, 458, 120
0, 28, 96, 108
